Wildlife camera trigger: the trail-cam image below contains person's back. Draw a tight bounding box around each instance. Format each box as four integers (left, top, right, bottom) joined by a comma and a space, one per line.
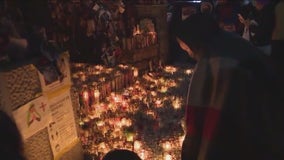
174, 13, 284, 160
203, 30, 283, 160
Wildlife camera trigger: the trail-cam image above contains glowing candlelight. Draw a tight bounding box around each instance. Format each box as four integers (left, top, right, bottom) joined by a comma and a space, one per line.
134, 141, 142, 150
79, 120, 84, 127
83, 117, 90, 123
82, 90, 89, 102
113, 95, 121, 103
168, 80, 177, 87
99, 142, 106, 149
133, 68, 139, 77
164, 153, 172, 160
162, 141, 172, 151
139, 150, 147, 160
126, 132, 134, 142
121, 118, 127, 126
146, 110, 156, 118
93, 89, 100, 104
95, 65, 104, 70
79, 72, 86, 81
105, 68, 113, 74
75, 63, 84, 67
155, 99, 163, 107
118, 64, 128, 69
185, 69, 193, 75
151, 91, 157, 96
96, 120, 104, 127
73, 63, 195, 159
133, 24, 141, 35
99, 77, 105, 82
164, 66, 177, 74
159, 86, 168, 93
101, 126, 108, 137
172, 98, 181, 109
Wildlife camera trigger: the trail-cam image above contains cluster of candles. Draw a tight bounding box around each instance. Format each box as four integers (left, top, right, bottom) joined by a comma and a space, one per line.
71, 63, 193, 159
72, 63, 138, 102
122, 25, 157, 51
132, 24, 157, 49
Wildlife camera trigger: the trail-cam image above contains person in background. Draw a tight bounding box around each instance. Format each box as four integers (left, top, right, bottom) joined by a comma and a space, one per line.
271, 0, 284, 74
167, 1, 200, 65
214, 0, 243, 34
0, 110, 26, 160
0, 16, 29, 61
102, 149, 142, 160
0, 11, 50, 63
174, 13, 283, 160
238, 0, 255, 41
200, 0, 215, 15
242, 0, 275, 56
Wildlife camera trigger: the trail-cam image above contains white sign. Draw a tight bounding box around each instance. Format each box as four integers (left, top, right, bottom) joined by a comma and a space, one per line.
47, 91, 78, 157
13, 96, 51, 140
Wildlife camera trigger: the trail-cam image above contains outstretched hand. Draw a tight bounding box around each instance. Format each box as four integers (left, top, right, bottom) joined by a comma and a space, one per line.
238, 14, 250, 27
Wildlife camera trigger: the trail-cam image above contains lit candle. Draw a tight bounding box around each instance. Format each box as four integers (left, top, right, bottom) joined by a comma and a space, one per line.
93, 89, 100, 104
164, 153, 172, 160
98, 142, 107, 151
80, 73, 86, 81
133, 68, 139, 78
137, 24, 140, 34
96, 120, 104, 127
172, 98, 181, 109
162, 141, 172, 151
151, 91, 157, 96
155, 99, 162, 107
83, 117, 90, 124
126, 132, 134, 142
134, 140, 142, 151
159, 86, 168, 93
139, 150, 147, 160
185, 69, 193, 75
82, 90, 89, 102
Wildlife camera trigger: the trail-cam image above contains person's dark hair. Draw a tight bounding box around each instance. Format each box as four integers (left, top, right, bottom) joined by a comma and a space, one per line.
0, 110, 26, 160
201, 0, 215, 14
174, 13, 220, 53
102, 149, 142, 160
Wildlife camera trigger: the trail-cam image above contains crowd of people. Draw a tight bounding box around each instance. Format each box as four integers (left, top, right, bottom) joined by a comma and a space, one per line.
208, 0, 284, 71
169, 0, 283, 67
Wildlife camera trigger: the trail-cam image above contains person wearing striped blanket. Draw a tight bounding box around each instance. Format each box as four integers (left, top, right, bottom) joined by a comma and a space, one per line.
175, 13, 284, 160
